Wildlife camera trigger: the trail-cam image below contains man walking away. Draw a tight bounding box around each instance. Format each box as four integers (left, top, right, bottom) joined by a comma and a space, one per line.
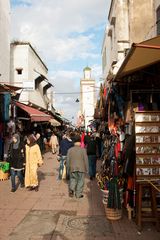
67, 135, 88, 198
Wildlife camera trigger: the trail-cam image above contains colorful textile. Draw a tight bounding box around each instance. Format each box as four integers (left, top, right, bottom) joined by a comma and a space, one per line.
0, 93, 11, 122
0, 162, 10, 173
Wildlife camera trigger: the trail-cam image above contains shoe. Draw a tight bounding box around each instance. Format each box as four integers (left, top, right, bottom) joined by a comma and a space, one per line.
20, 184, 25, 188
34, 186, 39, 192
69, 190, 74, 198
28, 187, 34, 191
90, 176, 93, 180
76, 195, 84, 198
11, 189, 16, 192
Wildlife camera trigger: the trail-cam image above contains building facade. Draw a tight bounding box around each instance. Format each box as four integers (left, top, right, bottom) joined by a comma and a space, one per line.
80, 67, 95, 130
10, 42, 53, 111
0, 0, 10, 83
102, 0, 160, 80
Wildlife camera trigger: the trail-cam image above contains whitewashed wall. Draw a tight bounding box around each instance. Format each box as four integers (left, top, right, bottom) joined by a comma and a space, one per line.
10, 43, 52, 110
102, 0, 157, 80
0, 0, 10, 83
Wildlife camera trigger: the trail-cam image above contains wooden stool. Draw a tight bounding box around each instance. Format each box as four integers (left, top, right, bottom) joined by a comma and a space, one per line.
136, 182, 159, 231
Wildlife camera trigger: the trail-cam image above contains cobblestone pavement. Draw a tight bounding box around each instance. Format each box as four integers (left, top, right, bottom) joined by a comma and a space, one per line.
0, 152, 159, 240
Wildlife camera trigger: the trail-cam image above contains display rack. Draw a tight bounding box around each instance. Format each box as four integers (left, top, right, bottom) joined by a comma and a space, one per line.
135, 111, 160, 180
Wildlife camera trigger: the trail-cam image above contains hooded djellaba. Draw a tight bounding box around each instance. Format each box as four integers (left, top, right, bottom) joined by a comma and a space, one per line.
25, 134, 43, 192
8, 133, 25, 192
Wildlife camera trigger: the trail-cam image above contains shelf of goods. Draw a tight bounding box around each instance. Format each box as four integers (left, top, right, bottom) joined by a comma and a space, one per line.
135, 111, 160, 212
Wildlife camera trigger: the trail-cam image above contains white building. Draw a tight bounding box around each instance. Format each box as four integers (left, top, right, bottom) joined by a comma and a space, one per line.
10, 42, 53, 111
0, 0, 10, 83
102, 0, 159, 81
80, 67, 95, 130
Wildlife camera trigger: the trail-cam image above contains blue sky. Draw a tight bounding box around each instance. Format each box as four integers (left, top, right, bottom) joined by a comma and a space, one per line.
10, 0, 111, 121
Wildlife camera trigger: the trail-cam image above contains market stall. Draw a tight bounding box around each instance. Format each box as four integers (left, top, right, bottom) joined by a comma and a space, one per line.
96, 36, 160, 229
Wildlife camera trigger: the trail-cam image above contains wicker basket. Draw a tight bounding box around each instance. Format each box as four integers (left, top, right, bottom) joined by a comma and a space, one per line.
0, 170, 9, 181
104, 206, 122, 220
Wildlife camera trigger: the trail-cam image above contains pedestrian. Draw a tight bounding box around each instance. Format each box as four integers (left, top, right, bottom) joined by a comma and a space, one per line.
66, 135, 88, 198
49, 131, 59, 154
25, 134, 43, 191
80, 131, 85, 148
7, 133, 25, 192
36, 132, 45, 155
95, 132, 102, 158
86, 133, 98, 180
58, 132, 73, 180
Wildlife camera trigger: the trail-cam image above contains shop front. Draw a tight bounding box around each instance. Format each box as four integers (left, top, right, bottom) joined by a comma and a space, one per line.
0, 84, 21, 179
96, 36, 160, 230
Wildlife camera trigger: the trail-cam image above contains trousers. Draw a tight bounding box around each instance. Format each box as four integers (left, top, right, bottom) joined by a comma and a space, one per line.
88, 155, 97, 178
58, 156, 66, 180
69, 171, 85, 197
10, 168, 24, 190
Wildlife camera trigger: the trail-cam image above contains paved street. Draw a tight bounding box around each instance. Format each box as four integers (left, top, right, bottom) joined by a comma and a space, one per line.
0, 151, 159, 240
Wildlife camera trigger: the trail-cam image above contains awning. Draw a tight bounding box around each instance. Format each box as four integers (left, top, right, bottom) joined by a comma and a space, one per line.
49, 118, 61, 126
0, 84, 22, 93
114, 35, 160, 81
16, 102, 52, 122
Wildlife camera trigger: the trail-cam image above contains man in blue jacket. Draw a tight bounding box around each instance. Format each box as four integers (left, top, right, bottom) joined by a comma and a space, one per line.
58, 132, 73, 180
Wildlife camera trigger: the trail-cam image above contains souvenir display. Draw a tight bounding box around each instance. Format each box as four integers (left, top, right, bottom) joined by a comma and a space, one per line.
135, 111, 160, 180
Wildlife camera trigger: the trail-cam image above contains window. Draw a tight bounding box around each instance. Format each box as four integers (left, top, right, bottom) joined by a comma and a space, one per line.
16, 68, 23, 75
156, 6, 160, 35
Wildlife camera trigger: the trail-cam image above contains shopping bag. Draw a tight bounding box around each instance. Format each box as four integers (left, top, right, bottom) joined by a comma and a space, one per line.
62, 164, 66, 180
52, 147, 57, 154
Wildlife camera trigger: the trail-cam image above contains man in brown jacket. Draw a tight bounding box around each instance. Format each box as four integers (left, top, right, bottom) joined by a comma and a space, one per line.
66, 135, 88, 198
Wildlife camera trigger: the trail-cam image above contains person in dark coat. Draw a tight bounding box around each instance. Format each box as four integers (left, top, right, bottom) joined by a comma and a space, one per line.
86, 133, 98, 180
36, 133, 45, 155
8, 134, 25, 192
58, 132, 73, 180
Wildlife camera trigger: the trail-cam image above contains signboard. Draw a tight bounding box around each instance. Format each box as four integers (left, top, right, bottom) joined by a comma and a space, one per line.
23, 81, 35, 91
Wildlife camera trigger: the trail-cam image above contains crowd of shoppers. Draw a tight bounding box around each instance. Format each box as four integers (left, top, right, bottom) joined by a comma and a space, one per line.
7, 126, 102, 198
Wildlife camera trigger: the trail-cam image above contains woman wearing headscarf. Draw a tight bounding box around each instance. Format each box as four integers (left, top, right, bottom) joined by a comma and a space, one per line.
8, 133, 25, 192
25, 134, 43, 191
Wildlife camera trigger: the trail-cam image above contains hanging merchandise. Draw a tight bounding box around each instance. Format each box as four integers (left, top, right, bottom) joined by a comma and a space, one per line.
96, 134, 124, 213
108, 178, 121, 209
107, 86, 125, 132
0, 93, 11, 122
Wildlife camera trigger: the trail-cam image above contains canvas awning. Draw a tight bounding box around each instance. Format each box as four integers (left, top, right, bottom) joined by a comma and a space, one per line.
49, 118, 61, 126
0, 84, 22, 93
114, 36, 160, 81
16, 102, 52, 122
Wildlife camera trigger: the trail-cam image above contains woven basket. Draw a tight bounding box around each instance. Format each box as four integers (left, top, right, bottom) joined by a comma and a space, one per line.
0, 169, 9, 181
104, 206, 122, 220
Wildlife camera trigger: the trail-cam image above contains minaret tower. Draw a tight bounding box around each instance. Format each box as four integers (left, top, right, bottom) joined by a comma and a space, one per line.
80, 66, 95, 130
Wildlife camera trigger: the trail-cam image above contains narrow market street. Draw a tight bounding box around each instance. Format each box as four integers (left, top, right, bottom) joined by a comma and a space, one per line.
0, 151, 159, 240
